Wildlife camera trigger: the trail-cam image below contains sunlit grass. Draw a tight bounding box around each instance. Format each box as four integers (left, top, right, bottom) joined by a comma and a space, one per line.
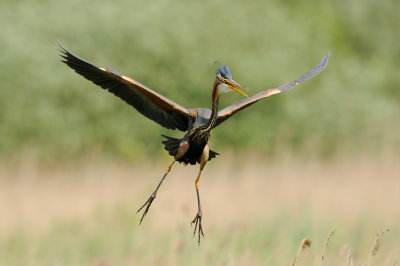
0, 199, 397, 266
0, 156, 399, 265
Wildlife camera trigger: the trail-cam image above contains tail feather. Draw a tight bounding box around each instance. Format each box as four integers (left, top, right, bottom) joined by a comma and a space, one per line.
161, 135, 180, 157
161, 135, 219, 162
209, 150, 219, 160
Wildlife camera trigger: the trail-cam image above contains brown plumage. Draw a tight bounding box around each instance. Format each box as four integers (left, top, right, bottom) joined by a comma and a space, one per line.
59, 44, 329, 245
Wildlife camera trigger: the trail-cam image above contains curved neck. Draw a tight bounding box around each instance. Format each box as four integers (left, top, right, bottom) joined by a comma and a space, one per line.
200, 80, 220, 131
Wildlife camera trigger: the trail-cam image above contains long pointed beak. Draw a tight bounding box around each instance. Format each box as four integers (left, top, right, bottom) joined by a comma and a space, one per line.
225, 79, 248, 97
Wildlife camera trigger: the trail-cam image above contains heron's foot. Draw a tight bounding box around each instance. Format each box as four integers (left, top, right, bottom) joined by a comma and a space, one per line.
191, 211, 204, 246
137, 192, 157, 224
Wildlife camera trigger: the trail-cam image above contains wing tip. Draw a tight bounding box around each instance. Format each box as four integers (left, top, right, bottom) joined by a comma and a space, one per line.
56, 40, 67, 53
56, 40, 71, 63
320, 50, 330, 70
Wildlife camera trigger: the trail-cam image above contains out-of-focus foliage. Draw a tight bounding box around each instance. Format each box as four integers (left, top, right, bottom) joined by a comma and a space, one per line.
1, 0, 399, 162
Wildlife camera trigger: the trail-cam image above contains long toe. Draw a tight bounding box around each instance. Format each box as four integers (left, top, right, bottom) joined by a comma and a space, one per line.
137, 194, 156, 224
191, 213, 204, 245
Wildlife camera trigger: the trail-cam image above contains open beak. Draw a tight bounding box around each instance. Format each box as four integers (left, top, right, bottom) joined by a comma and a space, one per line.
225, 79, 248, 97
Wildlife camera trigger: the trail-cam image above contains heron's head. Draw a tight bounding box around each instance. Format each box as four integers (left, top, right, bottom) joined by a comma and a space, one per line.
215, 62, 248, 98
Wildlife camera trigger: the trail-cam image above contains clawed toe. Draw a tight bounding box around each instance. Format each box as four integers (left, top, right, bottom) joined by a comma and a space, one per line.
137, 193, 156, 224
191, 212, 204, 245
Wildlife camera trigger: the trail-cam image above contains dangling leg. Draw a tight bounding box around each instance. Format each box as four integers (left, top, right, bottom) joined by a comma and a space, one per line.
137, 160, 175, 224
137, 137, 189, 224
191, 144, 209, 245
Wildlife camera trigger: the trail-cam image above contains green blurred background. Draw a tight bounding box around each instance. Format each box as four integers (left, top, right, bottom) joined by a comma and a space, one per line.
1, 0, 399, 163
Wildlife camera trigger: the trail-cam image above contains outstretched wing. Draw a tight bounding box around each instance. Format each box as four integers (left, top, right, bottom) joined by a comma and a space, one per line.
215, 52, 330, 128
59, 45, 194, 131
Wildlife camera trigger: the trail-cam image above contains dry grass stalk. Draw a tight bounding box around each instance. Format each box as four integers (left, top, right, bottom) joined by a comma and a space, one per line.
365, 229, 390, 266
340, 244, 354, 266
290, 238, 312, 266
319, 229, 335, 266
345, 248, 354, 266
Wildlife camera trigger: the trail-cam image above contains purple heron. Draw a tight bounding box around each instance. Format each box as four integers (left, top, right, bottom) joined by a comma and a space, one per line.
59, 44, 329, 244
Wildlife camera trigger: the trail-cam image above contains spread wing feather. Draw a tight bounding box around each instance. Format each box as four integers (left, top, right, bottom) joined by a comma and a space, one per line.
59, 45, 194, 131
215, 52, 330, 127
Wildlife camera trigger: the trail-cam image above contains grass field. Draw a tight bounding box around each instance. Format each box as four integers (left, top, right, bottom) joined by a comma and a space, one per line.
1, 155, 399, 265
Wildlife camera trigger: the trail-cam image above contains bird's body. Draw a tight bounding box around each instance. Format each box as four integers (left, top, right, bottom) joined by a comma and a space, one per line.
59, 44, 329, 244
163, 82, 223, 165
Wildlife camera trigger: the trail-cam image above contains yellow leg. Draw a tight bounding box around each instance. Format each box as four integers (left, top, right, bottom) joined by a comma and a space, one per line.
195, 170, 201, 188
137, 160, 175, 224
191, 144, 209, 246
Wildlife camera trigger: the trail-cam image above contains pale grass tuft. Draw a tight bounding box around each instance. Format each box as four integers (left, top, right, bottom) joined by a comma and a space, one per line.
343, 246, 354, 266
290, 238, 312, 266
365, 229, 390, 266
340, 244, 354, 266
319, 229, 335, 266
345, 248, 354, 266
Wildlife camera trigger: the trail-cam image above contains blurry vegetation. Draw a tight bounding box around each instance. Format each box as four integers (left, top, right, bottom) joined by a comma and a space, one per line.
1, 0, 399, 162
0, 203, 397, 265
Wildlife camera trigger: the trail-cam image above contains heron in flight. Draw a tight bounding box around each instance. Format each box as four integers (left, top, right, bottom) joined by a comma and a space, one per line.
59, 44, 329, 244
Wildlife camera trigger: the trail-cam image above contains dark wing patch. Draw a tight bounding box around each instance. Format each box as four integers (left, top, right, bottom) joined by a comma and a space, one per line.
214, 52, 330, 127
59, 45, 194, 131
